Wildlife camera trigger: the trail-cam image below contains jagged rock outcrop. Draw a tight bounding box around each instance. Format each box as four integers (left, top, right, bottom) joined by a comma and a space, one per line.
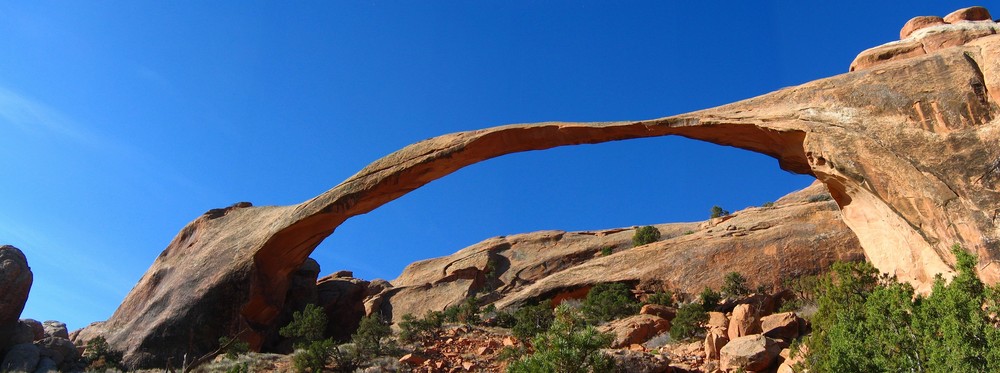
80, 7, 1000, 368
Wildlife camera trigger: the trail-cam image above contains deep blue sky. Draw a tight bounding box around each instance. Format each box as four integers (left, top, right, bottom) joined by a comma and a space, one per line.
1, 2, 984, 330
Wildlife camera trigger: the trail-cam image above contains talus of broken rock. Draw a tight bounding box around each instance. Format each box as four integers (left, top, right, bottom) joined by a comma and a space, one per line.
88, 38, 1000, 368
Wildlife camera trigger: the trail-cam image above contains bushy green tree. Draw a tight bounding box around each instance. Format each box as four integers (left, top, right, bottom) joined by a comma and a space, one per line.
645, 290, 675, 307
632, 226, 661, 247
709, 205, 730, 219
83, 336, 123, 371
512, 300, 555, 340
398, 311, 444, 343
700, 287, 721, 310
721, 272, 750, 297
280, 304, 333, 373
802, 245, 1000, 372
506, 305, 615, 373
443, 296, 481, 325
352, 314, 393, 361
670, 303, 707, 341
915, 247, 991, 371
581, 282, 639, 323
280, 303, 328, 346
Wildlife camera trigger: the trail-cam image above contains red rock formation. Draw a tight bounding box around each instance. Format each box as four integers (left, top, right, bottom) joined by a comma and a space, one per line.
0, 245, 32, 352
382, 182, 863, 319
81, 8, 1000, 368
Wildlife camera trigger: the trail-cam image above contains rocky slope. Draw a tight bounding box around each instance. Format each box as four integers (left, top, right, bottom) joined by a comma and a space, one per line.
373, 182, 864, 322
75, 6, 1000, 368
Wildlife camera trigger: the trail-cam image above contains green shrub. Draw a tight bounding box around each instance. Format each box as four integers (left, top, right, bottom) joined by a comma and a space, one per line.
83, 336, 123, 371
581, 283, 640, 323
512, 300, 555, 340
670, 303, 707, 341
761, 201, 775, 208
291, 338, 334, 373
351, 314, 393, 361
645, 290, 675, 307
807, 194, 833, 202
443, 296, 481, 325
710, 205, 730, 219
398, 311, 444, 343
721, 272, 750, 297
801, 245, 1000, 372
600, 246, 614, 256
632, 226, 661, 247
700, 287, 721, 310
280, 304, 334, 372
219, 336, 251, 360
506, 305, 615, 373
280, 304, 327, 346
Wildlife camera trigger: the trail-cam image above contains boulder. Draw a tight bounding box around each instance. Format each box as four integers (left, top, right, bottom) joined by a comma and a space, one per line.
706, 312, 729, 336
32, 357, 58, 373
0, 246, 32, 338
80, 11, 1000, 367
704, 331, 729, 360
0, 320, 35, 351
719, 335, 781, 372
599, 314, 671, 348
36, 337, 79, 366
316, 275, 370, 341
640, 304, 677, 321
760, 312, 802, 341
41, 321, 68, 340
2, 343, 40, 373
603, 349, 672, 373
944, 6, 992, 23
852, 7, 999, 71
901, 16, 946, 39
22, 320, 43, 342
727, 304, 760, 341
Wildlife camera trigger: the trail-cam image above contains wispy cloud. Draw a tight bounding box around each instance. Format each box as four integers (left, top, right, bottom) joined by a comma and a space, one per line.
0, 86, 109, 149
0, 85, 213, 199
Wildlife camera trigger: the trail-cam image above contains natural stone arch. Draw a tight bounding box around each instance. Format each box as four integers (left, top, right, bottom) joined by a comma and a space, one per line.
81, 36, 1000, 369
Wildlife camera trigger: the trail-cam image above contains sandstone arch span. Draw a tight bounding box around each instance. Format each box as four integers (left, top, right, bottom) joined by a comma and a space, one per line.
82, 35, 1000, 368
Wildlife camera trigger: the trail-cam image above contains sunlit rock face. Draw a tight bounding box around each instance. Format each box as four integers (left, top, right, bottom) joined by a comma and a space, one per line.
376, 182, 865, 322
78, 7, 1000, 369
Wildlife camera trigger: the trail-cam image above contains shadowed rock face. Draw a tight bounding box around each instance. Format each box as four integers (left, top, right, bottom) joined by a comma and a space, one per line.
80, 16, 1000, 369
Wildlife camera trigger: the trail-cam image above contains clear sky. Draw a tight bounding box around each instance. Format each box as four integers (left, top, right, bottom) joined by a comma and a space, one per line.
1, 2, 983, 330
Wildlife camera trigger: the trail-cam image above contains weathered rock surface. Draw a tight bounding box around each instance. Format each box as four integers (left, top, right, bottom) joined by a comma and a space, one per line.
704, 331, 729, 360
316, 274, 370, 341
640, 304, 677, 321
852, 7, 999, 71
1, 343, 39, 373
719, 334, 781, 372
760, 312, 803, 341
944, 6, 992, 24
599, 314, 671, 348
0, 245, 32, 352
727, 304, 761, 341
41, 321, 67, 340
371, 182, 863, 321
22, 320, 43, 342
604, 349, 672, 373
492, 183, 864, 310
82, 7, 1000, 367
